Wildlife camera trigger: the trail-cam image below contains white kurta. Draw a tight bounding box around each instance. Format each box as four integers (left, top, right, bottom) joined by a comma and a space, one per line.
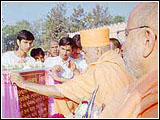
44, 56, 75, 116
2, 51, 35, 66
70, 54, 88, 73
44, 56, 74, 79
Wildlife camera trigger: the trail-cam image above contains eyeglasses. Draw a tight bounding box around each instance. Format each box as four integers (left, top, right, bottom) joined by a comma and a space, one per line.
116, 26, 149, 42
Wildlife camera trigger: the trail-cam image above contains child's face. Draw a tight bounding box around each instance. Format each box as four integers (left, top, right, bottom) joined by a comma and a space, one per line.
34, 55, 45, 62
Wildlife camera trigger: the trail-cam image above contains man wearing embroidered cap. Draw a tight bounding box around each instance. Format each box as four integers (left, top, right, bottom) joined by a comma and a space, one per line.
11, 27, 134, 116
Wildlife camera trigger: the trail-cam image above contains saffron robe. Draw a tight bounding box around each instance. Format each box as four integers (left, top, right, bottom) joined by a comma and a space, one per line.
54, 50, 134, 116
99, 69, 158, 118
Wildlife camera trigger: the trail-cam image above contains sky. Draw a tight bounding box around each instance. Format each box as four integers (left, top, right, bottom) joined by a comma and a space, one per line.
2, 1, 140, 26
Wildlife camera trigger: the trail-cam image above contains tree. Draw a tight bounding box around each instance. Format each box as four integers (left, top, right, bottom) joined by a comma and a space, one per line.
42, 2, 69, 50
90, 4, 113, 28
30, 19, 44, 48
69, 5, 86, 32
2, 20, 33, 53
113, 16, 125, 24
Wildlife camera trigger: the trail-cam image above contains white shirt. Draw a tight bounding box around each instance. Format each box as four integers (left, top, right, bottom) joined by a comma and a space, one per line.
70, 54, 88, 73
44, 56, 74, 79
2, 51, 35, 65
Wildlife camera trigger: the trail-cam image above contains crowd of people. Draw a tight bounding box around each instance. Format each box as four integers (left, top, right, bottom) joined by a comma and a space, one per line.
2, 2, 158, 118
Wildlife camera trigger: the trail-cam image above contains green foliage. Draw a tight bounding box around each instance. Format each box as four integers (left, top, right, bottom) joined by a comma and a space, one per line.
2, 3, 125, 53
88, 4, 113, 28
69, 5, 86, 31
2, 20, 33, 52
113, 16, 125, 23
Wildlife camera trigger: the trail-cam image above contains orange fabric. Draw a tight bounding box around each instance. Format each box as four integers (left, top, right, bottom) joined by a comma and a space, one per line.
54, 98, 78, 117
55, 50, 134, 115
80, 27, 110, 47
99, 69, 158, 118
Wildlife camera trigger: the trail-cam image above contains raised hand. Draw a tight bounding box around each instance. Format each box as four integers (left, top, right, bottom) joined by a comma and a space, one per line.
52, 65, 63, 72
67, 60, 77, 71
49, 67, 59, 80
17, 59, 27, 63
67, 60, 80, 76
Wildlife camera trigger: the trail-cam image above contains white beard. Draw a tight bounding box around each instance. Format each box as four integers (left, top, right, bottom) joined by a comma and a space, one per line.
123, 55, 137, 80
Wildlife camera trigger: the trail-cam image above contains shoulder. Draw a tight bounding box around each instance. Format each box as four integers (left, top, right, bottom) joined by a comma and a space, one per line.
45, 56, 59, 62
26, 56, 35, 62
3, 51, 14, 55
44, 56, 60, 67
2, 51, 15, 58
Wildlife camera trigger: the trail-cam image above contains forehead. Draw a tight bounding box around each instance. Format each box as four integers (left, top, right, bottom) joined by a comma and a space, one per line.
35, 55, 44, 58
72, 48, 80, 51
20, 39, 33, 43
83, 47, 96, 53
50, 41, 58, 46
60, 45, 72, 49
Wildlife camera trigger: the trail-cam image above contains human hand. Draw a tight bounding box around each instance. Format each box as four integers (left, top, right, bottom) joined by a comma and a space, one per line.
10, 72, 26, 88
49, 68, 59, 80
67, 60, 77, 71
52, 65, 62, 72
17, 59, 27, 63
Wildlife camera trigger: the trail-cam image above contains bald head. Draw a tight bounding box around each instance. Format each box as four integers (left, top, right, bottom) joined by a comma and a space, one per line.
122, 2, 158, 78
128, 2, 158, 34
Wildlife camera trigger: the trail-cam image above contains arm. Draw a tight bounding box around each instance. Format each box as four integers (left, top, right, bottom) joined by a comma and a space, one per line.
51, 73, 70, 83
11, 73, 65, 98
49, 66, 70, 83
49, 66, 79, 82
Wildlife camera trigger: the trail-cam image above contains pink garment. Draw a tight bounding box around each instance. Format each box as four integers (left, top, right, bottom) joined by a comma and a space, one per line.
2, 72, 21, 118
2, 70, 51, 118
45, 70, 58, 117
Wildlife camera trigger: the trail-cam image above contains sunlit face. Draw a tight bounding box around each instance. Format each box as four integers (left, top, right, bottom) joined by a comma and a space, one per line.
59, 45, 72, 61
17, 39, 33, 53
121, 17, 145, 78
49, 41, 59, 57
71, 48, 81, 59
34, 55, 45, 63
83, 47, 99, 64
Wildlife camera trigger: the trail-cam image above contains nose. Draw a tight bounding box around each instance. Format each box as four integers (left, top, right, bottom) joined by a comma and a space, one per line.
121, 41, 126, 52
62, 49, 68, 55
27, 43, 31, 48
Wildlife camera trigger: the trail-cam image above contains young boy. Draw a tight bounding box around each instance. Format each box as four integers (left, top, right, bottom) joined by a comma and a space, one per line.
2, 30, 35, 66
30, 48, 45, 63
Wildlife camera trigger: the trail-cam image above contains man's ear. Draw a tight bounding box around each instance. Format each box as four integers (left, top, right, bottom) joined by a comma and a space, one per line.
143, 28, 157, 58
96, 47, 102, 58
16, 39, 20, 46
115, 48, 120, 54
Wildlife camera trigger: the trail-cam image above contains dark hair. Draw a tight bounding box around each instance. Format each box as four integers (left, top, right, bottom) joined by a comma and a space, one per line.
17, 30, 35, 41
72, 34, 82, 50
30, 48, 44, 58
110, 38, 122, 49
59, 37, 73, 46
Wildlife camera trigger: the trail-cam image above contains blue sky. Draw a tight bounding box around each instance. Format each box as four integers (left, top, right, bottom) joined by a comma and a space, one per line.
2, 1, 140, 26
